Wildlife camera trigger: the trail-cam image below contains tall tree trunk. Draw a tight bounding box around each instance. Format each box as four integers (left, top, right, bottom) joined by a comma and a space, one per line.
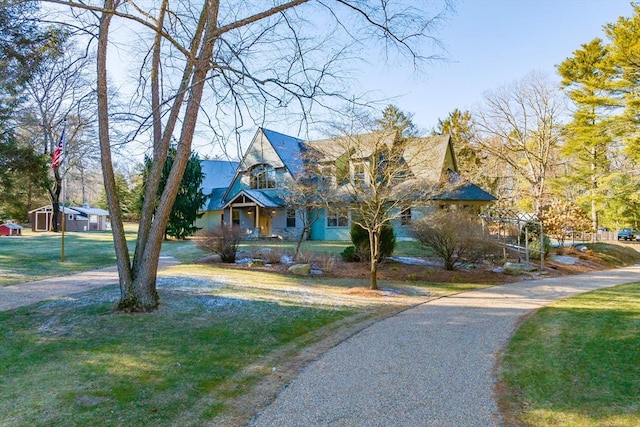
97, 0, 135, 308
369, 229, 379, 290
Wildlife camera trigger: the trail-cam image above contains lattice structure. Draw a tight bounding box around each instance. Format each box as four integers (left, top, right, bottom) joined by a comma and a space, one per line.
479, 208, 545, 268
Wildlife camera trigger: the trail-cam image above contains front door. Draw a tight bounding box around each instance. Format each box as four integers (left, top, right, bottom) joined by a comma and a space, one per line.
258, 209, 271, 236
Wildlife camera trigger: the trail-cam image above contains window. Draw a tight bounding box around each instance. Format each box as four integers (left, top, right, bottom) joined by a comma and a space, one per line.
400, 208, 412, 225
353, 161, 366, 187
250, 164, 276, 189
319, 165, 335, 189
286, 209, 296, 227
327, 208, 349, 227
232, 210, 240, 225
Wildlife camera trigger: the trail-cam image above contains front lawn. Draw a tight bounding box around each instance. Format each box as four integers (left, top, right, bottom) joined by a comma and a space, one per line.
0, 263, 479, 426
498, 282, 640, 426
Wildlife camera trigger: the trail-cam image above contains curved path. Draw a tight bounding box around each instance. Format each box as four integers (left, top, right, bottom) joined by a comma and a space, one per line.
251, 265, 640, 427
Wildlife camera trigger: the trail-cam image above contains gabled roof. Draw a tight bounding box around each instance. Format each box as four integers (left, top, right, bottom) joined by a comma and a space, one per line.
402, 134, 456, 182
222, 189, 285, 209
200, 160, 239, 191
304, 131, 396, 162
432, 170, 497, 202
0, 223, 23, 229
432, 182, 497, 202
262, 129, 306, 177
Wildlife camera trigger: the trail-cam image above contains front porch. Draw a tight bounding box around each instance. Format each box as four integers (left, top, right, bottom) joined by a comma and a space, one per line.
223, 190, 285, 239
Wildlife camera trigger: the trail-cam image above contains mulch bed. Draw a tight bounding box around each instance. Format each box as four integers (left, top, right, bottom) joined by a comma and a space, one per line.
197, 250, 612, 284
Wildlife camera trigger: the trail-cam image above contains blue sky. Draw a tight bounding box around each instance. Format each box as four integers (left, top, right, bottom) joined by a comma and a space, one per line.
356, 0, 634, 133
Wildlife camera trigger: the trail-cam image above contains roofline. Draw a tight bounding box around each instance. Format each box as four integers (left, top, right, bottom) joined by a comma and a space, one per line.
221, 190, 267, 210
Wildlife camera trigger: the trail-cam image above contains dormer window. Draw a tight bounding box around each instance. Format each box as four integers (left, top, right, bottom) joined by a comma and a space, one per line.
352, 161, 367, 187
250, 164, 276, 189
319, 165, 335, 189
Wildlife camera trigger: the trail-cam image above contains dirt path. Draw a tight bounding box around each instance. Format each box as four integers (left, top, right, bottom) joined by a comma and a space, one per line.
0, 256, 178, 312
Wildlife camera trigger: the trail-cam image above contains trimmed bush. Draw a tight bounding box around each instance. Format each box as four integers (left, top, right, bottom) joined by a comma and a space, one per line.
341, 245, 360, 262
350, 223, 396, 262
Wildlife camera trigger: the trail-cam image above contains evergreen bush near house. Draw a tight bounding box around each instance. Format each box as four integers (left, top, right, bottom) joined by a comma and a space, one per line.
349, 223, 396, 262
140, 146, 207, 240
340, 245, 360, 262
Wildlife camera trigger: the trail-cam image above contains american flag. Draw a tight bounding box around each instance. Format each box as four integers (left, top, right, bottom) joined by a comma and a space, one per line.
51, 126, 65, 169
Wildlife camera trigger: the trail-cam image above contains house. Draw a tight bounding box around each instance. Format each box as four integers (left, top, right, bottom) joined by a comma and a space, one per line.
0, 222, 23, 236
28, 204, 110, 232
197, 128, 496, 241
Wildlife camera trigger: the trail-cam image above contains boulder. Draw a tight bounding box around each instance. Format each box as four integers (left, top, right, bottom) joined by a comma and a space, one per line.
503, 261, 537, 275
550, 255, 577, 265
248, 259, 265, 268
288, 264, 311, 275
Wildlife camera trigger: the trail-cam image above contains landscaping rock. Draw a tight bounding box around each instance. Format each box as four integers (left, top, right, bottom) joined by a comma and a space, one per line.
248, 259, 265, 267
288, 264, 311, 275
503, 261, 538, 275
280, 255, 295, 264
550, 255, 577, 265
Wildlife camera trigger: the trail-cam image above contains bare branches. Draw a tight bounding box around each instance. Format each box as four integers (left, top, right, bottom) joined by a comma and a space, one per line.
473, 72, 565, 213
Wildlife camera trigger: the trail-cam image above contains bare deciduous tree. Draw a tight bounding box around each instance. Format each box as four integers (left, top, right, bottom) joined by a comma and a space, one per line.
47, 0, 452, 310
309, 114, 447, 290
15, 39, 98, 229
473, 72, 565, 214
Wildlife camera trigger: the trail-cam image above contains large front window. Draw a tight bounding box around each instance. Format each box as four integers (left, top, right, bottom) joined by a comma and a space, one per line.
327, 208, 349, 227
250, 164, 276, 189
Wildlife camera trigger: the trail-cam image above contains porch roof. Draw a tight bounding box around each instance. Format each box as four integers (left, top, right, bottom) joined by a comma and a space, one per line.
223, 189, 285, 209
431, 182, 497, 202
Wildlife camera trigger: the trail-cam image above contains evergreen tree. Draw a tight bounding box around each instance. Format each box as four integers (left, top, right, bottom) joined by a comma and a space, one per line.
141, 147, 206, 240
375, 104, 419, 137
604, 5, 640, 162
557, 38, 617, 232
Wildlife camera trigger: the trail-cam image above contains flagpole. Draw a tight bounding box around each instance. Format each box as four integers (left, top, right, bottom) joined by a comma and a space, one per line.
61, 176, 66, 262
52, 120, 67, 262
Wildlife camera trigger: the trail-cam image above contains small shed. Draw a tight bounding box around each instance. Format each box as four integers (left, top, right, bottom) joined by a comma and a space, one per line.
28, 204, 108, 232
69, 205, 110, 231
28, 205, 56, 232
0, 222, 23, 236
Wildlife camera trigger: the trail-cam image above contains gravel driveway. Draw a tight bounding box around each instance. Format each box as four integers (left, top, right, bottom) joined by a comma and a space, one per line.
250, 265, 640, 427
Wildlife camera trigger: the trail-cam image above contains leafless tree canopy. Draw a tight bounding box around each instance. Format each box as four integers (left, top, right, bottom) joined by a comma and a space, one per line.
473, 72, 565, 214
42, 0, 453, 310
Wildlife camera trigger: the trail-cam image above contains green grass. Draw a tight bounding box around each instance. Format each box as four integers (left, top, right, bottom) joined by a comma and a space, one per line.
0, 227, 208, 286
499, 282, 640, 426
0, 281, 357, 426
0, 231, 128, 286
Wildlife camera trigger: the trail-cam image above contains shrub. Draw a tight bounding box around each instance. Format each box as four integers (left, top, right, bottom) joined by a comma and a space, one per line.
527, 235, 551, 260
517, 220, 551, 260
195, 226, 243, 263
411, 210, 499, 271
349, 223, 396, 262
341, 245, 360, 262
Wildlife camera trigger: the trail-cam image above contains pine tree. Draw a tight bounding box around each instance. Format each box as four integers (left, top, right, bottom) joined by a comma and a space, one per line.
141, 147, 206, 240
557, 38, 617, 232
